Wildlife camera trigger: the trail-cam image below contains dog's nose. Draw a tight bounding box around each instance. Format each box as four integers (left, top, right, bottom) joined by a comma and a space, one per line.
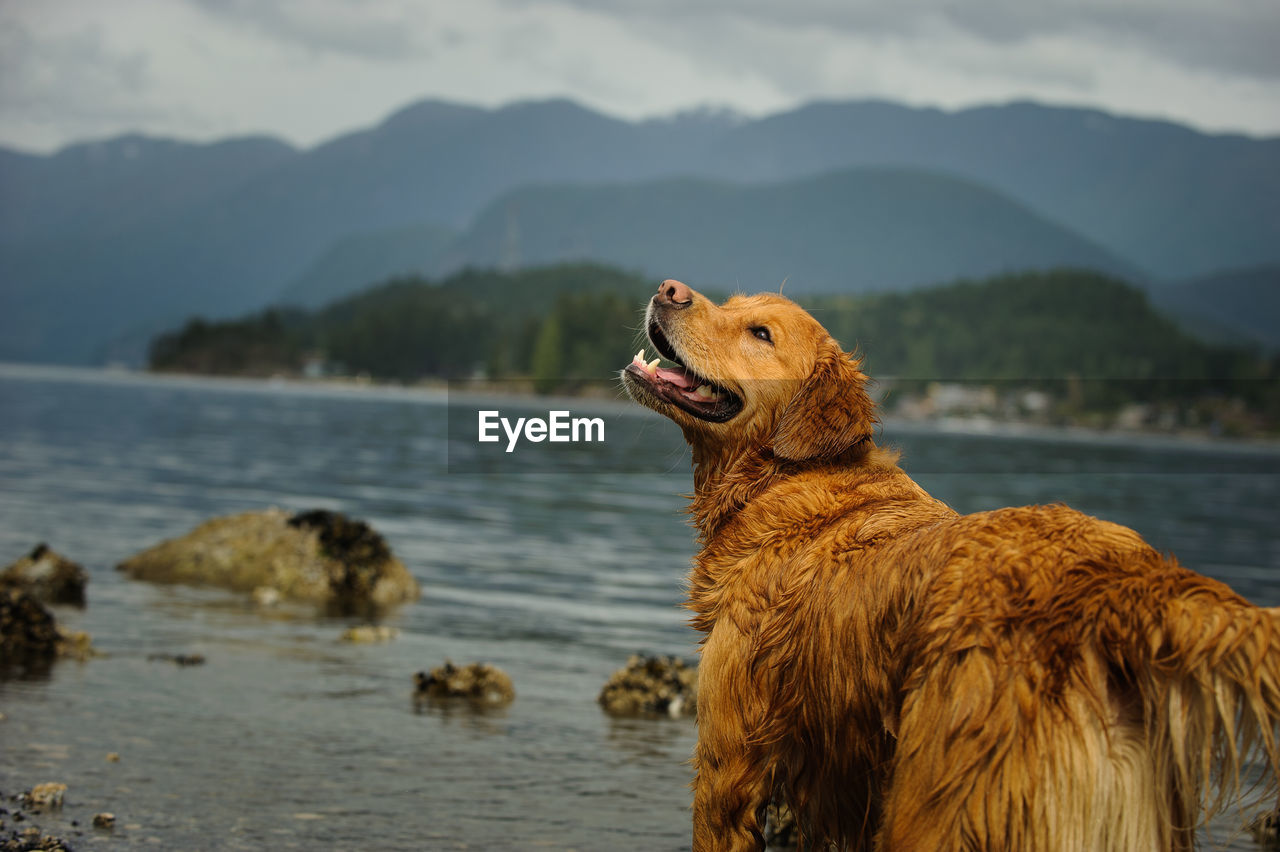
655, 279, 693, 308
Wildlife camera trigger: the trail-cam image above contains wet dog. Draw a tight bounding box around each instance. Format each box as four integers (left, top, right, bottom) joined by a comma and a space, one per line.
623, 278, 1280, 851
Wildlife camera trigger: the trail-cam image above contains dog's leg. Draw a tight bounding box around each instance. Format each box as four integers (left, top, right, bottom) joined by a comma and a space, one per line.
692, 629, 774, 852
692, 740, 772, 852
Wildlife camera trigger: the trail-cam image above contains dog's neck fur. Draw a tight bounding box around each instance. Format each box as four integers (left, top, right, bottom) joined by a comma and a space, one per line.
687, 438, 880, 543
688, 445, 784, 543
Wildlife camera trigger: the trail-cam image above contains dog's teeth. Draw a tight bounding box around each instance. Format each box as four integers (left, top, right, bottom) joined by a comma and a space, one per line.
633, 349, 645, 366
695, 385, 714, 399
646, 358, 660, 375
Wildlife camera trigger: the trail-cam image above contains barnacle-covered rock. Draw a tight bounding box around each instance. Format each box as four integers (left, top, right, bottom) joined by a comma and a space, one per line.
117, 508, 419, 612
598, 654, 698, 718
23, 783, 66, 810
413, 661, 514, 707
0, 589, 60, 667
1, 589, 97, 674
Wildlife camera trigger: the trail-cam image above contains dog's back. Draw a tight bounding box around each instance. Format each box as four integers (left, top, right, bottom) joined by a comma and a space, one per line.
875, 504, 1280, 851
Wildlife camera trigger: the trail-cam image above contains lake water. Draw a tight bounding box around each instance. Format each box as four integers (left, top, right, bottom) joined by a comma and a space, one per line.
1, 364, 1278, 850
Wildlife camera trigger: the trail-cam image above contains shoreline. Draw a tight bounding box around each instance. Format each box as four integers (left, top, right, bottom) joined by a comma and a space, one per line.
3, 360, 1277, 453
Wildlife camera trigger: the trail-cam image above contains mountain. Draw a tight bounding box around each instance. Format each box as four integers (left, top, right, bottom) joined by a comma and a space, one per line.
1, 96, 1277, 364
1150, 265, 1280, 352
0, 133, 300, 363
0, 133, 295, 248
449, 168, 1140, 295
696, 100, 1280, 279
274, 224, 457, 308
0, 98, 704, 363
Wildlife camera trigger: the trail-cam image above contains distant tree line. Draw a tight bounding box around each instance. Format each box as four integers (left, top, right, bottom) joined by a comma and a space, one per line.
809, 269, 1278, 416
149, 263, 1278, 428
149, 263, 647, 390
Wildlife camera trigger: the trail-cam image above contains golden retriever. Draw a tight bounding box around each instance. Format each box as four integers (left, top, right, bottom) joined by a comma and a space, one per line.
622, 279, 1280, 851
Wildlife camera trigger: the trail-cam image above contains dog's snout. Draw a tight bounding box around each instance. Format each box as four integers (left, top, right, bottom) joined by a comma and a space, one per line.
655, 279, 694, 309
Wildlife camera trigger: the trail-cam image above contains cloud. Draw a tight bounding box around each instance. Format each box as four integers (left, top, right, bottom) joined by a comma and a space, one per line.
187, 0, 427, 61
546, 0, 1280, 81
0, 0, 1276, 153
0, 12, 160, 142
588, 2, 1280, 133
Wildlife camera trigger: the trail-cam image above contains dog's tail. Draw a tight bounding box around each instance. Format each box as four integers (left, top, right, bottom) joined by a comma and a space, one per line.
1100, 553, 1280, 836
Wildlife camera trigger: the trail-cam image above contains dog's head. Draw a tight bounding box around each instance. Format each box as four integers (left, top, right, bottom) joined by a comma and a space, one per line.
622, 279, 876, 463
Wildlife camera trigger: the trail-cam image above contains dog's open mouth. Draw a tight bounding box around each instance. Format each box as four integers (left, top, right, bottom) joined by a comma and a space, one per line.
623, 321, 743, 422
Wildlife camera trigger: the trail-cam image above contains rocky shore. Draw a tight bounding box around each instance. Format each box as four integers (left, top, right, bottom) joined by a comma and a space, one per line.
1, 785, 77, 852
3, 518, 795, 848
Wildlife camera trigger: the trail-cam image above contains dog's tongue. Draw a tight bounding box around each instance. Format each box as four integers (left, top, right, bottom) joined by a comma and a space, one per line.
656, 366, 695, 389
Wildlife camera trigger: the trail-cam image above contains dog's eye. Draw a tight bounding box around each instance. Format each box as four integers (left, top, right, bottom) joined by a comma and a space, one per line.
750, 326, 773, 344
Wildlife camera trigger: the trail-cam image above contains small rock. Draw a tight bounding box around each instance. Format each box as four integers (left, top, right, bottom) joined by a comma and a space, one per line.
0, 544, 87, 606
92, 812, 115, 829
105, 753, 120, 763
764, 801, 799, 848
27, 782, 66, 809
413, 661, 514, 707
340, 625, 398, 643
1250, 808, 1280, 848
147, 653, 205, 666
55, 629, 98, 662
598, 654, 698, 718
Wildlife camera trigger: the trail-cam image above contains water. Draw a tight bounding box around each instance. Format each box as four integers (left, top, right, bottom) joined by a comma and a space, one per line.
0, 364, 1277, 850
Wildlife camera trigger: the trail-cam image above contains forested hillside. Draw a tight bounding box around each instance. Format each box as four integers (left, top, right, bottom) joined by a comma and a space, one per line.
814, 269, 1276, 423
149, 264, 648, 387
149, 264, 1277, 433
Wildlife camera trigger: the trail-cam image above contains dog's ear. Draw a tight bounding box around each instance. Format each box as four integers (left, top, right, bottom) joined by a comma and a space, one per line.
772, 348, 875, 461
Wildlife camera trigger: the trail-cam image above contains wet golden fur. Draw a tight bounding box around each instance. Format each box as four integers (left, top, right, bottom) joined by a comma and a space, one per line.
623, 281, 1280, 851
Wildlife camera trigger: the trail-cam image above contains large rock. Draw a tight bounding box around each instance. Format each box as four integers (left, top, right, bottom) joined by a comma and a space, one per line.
598, 654, 698, 718
116, 509, 419, 611
1, 544, 87, 606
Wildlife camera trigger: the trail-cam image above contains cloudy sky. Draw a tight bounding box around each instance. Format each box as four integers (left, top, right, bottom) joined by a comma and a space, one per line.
2, 0, 1277, 153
